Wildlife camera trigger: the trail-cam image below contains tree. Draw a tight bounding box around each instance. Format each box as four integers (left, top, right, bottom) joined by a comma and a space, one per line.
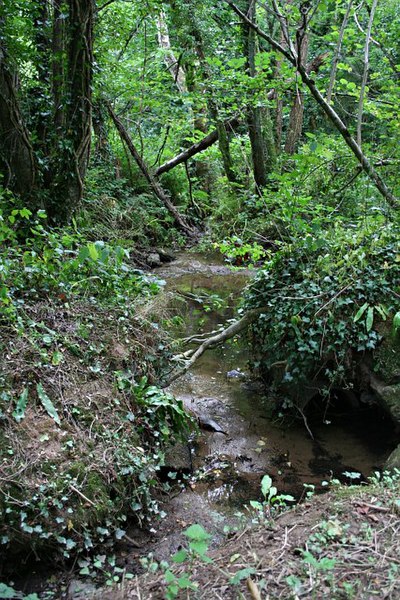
0, 0, 95, 224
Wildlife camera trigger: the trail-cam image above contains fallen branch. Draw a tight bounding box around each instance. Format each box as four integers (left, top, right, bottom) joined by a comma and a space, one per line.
155, 116, 240, 176
107, 103, 198, 238
164, 307, 266, 386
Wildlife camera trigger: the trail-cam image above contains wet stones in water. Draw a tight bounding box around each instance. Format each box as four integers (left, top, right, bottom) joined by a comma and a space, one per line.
156, 248, 176, 263
226, 369, 246, 380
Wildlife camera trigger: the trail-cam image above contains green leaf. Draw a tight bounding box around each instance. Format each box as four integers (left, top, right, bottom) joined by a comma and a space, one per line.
51, 351, 63, 366
375, 304, 388, 321
172, 549, 188, 563
88, 243, 99, 261
0, 582, 19, 598
189, 540, 208, 556
366, 306, 374, 332
183, 524, 210, 542
261, 474, 273, 498
229, 567, 256, 585
164, 570, 176, 584
354, 302, 368, 322
12, 388, 29, 422
36, 383, 61, 425
393, 311, 400, 334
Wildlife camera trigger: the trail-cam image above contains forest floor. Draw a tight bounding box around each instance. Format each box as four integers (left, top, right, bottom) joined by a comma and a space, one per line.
88, 475, 400, 599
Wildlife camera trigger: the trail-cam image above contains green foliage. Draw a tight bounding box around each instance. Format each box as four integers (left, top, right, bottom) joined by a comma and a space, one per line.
0, 202, 162, 326
0, 202, 192, 564
82, 165, 186, 248
117, 373, 193, 443
249, 474, 295, 518
244, 223, 400, 397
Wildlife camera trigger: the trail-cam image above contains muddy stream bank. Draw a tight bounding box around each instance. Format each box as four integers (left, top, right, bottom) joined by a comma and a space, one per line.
122, 252, 397, 565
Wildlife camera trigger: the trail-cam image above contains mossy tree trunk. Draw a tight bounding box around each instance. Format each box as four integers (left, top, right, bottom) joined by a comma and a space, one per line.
241, 0, 269, 192
0, 0, 95, 225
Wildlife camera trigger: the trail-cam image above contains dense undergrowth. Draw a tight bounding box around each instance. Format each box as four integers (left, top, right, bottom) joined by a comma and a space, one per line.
0, 200, 192, 565
243, 221, 400, 403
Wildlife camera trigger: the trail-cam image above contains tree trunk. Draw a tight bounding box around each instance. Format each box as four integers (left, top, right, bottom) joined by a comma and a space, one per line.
0, 45, 36, 197
156, 10, 187, 93
48, 0, 94, 223
52, 0, 66, 135
107, 103, 198, 238
284, 23, 308, 154
242, 0, 268, 192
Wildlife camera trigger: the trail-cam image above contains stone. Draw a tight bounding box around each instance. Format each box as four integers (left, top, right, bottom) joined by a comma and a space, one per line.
146, 252, 162, 267
156, 248, 176, 263
226, 369, 246, 380
385, 443, 400, 471
370, 375, 400, 425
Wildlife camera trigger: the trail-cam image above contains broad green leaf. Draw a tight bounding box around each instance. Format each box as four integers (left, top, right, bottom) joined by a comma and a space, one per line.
366, 306, 374, 332
183, 523, 210, 542
172, 549, 188, 563
393, 311, 400, 333
229, 567, 256, 585
0, 582, 19, 598
261, 474, 273, 498
354, 302, 368, 322
36, 383, 61, 425
88, 243, 99, 261
12, 388, 29, 422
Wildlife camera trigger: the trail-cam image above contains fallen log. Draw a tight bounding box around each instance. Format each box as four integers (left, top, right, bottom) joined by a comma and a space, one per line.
163, 306, 266, 386
107, 103, 198, 238
155, 116, 240, 176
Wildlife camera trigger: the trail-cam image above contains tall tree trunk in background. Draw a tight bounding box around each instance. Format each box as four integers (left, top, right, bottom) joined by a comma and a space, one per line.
48, 0, 94, 223
284, 20, 308, 154
52, 0, 66, 136
32, 0, 51, 152
241, 0, 268, 192
0, 43, 37, 196
156, 10, 187, 93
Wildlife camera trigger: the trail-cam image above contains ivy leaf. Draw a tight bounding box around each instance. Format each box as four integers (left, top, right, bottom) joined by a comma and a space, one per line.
12, 388, 29, 422
36, 383, 61, 425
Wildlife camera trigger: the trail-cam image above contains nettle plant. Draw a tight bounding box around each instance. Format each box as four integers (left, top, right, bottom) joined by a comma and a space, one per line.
244, 223, 400, 397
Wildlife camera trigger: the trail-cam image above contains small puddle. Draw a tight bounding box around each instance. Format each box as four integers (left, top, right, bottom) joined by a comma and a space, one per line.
155, 253, 398, 524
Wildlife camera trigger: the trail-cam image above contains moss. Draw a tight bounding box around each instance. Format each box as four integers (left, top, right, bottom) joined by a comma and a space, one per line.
374, 324, 400, 382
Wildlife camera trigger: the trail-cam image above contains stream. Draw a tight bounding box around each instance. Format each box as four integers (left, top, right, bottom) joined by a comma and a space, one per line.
118, 252, 398, 565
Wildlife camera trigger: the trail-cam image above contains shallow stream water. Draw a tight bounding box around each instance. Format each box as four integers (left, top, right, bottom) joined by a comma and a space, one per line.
122, 251, 398, 564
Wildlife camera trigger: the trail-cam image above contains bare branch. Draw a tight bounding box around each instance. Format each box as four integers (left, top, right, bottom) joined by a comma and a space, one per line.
327, 0, 354, 104
223, 0, 398, 207
357, 0, 378, 148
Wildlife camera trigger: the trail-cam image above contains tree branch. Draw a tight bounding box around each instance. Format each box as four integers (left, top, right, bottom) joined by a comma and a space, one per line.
107, 103, 198, 237
223, 0, 398, 208
155, 116, 240, 176
163, 307, 266, 386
